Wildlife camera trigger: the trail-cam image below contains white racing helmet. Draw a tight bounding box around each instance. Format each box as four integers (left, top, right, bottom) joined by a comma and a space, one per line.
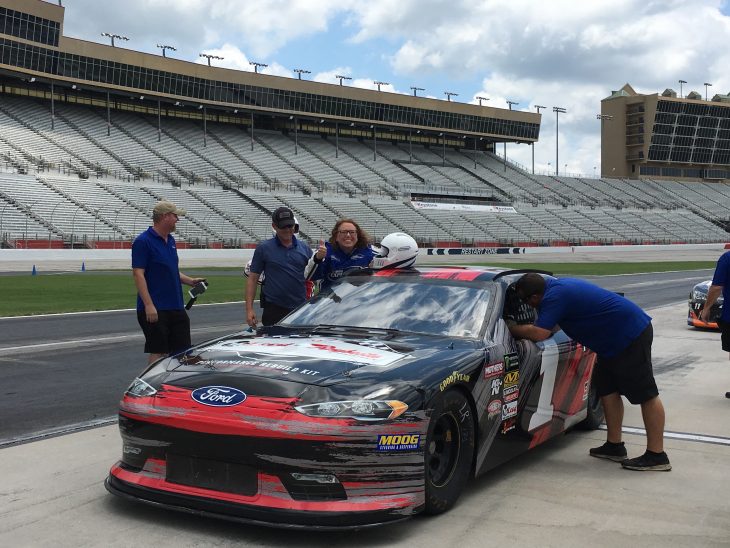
243, 260, 265, 284
371, 232, 418, 270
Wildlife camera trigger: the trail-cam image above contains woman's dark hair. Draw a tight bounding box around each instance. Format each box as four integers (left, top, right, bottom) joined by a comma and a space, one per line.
329, 219, 370, 250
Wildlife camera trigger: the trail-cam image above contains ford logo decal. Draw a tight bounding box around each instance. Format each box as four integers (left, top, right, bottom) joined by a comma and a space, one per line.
191, 386, 247, 407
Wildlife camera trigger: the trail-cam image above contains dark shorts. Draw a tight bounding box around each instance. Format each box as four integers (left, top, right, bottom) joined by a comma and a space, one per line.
137, 309, 191, 356
593, 324, 658, 405
719, 320, 730, 352
261, 303, 294, 326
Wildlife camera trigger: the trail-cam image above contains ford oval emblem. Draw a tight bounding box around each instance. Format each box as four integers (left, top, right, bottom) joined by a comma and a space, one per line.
191, 386, 247, 407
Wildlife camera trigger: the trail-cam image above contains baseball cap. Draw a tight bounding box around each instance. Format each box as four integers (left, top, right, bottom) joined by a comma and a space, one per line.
272, 206, 296, 228
153, 200, 186, 216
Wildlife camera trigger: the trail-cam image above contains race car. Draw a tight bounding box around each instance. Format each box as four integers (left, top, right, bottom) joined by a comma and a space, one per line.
687, 280, 723, 329
105, 267, 603, 529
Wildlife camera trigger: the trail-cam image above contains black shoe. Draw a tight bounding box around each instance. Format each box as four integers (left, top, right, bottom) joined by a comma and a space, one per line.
589, 441, 627, 462
621, 450, 671, 471
725, 392, 730, 399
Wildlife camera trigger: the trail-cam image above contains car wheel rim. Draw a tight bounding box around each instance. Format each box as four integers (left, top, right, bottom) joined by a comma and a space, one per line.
427, 412, 461, 488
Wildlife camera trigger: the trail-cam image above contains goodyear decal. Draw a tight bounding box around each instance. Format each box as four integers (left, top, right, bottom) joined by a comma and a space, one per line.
377, 434, 421, 451
440, 370, 471, 392
504, 371, 519, 387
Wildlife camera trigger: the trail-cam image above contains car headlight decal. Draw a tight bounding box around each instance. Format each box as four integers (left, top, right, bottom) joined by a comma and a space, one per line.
294, 400, 408, 421
126, 377, 157, 398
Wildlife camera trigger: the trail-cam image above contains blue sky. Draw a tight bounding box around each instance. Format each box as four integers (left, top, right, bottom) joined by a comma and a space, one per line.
59, 0, 730, 177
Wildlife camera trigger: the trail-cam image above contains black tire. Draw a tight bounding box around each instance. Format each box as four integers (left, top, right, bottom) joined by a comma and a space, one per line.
424, 390, 475, 515
577, 380, 604, 430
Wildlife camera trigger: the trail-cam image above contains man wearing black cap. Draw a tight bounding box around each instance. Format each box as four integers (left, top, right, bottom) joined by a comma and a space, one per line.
132, 200, 206, 364
246, 206, 312, 326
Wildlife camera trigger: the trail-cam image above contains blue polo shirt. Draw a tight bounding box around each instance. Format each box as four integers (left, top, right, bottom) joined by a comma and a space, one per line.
250, 235, 312, 309
309, 243, 375, 290
132, 227, 184, 311
711, 250, 730, 322
535, 277, 651, 357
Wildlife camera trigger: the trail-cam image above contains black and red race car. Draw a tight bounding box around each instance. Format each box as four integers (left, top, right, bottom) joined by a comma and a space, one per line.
105, 267, 603, 529
687, 280, 723, 329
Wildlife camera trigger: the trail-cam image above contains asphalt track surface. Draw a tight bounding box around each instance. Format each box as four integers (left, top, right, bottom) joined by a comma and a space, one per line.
0, 269, 713, 446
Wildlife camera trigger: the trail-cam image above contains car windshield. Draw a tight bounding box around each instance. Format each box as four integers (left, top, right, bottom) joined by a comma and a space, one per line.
283, 275, 493, 338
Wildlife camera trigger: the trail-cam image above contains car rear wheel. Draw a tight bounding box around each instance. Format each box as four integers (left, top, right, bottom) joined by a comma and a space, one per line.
424, 390, 475, 514
577, 381, 604, 430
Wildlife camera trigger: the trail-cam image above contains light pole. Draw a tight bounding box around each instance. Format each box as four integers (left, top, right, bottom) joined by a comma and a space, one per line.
678, 79, 686, 97
293, 68, 310, 80
704, 82, 712, 101
553, 106, 566, 176
444, 91, 458, 102
48, 200, 63, 247
507, 100, 519, 110
70, 204, 82, 249
156, 44, 176, 58
250, 61, 267, 73
199, 53, 224, 66
476, 96, 489, 106
410, 86, 425, 97
373, 81, 389, 92
101, 32, 128, 47
596, 114, 613, 177
533, 105, 546, 174
335, 75, 352, 86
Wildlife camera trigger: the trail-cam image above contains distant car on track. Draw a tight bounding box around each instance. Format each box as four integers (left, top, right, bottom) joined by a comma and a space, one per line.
687, 280, 723, 329
105, 266, 604, 529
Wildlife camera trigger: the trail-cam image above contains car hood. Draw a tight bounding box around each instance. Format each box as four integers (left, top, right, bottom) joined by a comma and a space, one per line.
161, 331, 481, 388
693, 280, 724, 303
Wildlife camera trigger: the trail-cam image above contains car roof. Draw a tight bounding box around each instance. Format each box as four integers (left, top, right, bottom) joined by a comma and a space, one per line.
362, 266, 553, 285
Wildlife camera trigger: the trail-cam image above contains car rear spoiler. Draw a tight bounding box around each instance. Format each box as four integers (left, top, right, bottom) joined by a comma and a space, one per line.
492, 268, 554, 281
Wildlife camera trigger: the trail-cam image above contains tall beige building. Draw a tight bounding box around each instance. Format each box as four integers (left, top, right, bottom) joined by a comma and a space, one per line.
601, 83, 730, 180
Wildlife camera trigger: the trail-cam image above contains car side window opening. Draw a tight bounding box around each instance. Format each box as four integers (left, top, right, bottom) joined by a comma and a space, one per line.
503, 283, 536, 326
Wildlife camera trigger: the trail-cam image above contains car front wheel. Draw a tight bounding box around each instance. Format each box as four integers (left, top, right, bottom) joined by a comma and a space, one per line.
424, 390, 475, 514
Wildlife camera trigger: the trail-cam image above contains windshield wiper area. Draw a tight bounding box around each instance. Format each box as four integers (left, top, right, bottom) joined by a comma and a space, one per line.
311, 324, 401, 338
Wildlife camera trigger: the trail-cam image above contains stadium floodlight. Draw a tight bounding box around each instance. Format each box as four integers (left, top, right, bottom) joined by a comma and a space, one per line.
199, 53, 224, 66
704, 82, 712, 101
678, 79, 687, 97
444, 91, 458, 102
596, 114, 613, 121
101, 32, 129, 47
293, 68, 311, 80
534, 105, 546, 113
553, 106, 566, 176
335, 75, 352, 86
507, 100, 519, 110
156, 44, 176, 58
476, 96, 489, 106
373, 81, 389, 91
410, 86, 425, 97
250, 61, 268, 73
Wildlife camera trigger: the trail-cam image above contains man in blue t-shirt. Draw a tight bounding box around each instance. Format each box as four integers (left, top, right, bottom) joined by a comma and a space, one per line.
700, 249, 730, 399
132, 201, 206, 364
245, 206, 312, 327
509, 273, 670, 472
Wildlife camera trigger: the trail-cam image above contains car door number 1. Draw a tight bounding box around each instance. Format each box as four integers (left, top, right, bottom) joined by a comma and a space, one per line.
527, 338, 559, 432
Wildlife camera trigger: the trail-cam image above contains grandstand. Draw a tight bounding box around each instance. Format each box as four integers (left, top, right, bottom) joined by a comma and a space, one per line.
0, 0, 727, 250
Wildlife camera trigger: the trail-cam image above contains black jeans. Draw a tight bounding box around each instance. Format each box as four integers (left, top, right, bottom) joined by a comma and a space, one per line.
261, 303, 294, 326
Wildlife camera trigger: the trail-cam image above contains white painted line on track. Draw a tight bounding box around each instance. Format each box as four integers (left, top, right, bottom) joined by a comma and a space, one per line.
599, 424, 730, 447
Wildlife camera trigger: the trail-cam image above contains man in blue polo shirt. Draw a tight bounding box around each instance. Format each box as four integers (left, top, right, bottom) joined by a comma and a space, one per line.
509, 273, 670, 472
132, 200, 206, 364
246, 206, 312, 327
700, 249, 730, 398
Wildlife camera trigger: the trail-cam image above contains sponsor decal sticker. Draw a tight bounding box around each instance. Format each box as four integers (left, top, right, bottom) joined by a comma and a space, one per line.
501, 417, 517, 434
502, 400, 518, 420
487, 399, 502, 420
504, 371, 519, 387
191, 386, 247, 407
490, 377, 503, 396
377, 434, 421, 451
503, 385, 518, 397
440, 370, 471, 392
483, 361, 504, 379
583, 380, 590, 401
206, 337, 406, 366
504, 352, 519, 372
504, 389, 519, 403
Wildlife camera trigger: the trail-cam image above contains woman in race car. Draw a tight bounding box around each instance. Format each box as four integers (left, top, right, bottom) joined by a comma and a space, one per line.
305, 219, 375, 291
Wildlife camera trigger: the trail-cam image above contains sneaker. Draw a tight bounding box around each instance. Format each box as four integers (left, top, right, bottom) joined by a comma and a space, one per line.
621, 450, 671, 471
589, 441, 627, 462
